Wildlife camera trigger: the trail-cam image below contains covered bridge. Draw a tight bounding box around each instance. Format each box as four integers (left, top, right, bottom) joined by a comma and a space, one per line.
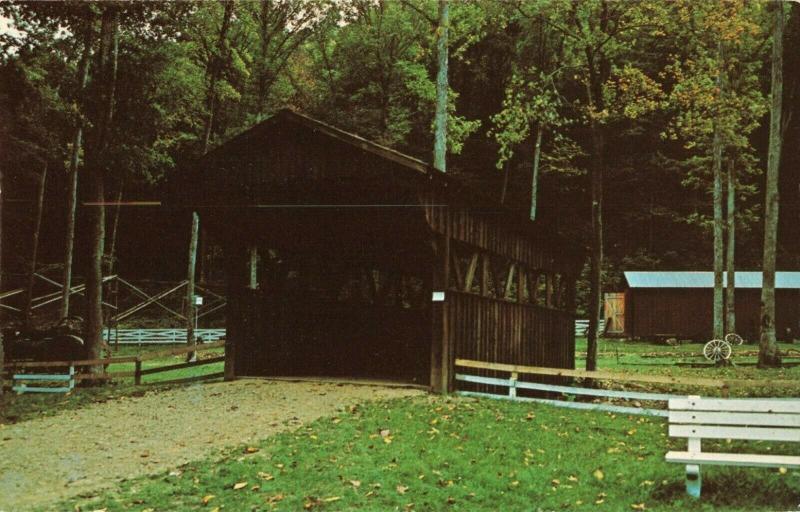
177, 109, 583, 392
619, 271, 800, 342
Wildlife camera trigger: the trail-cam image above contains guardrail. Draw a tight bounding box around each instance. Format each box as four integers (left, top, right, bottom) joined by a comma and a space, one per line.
3, 341, 226, 388
104, 328, 226, 345
454, 358, 799, 416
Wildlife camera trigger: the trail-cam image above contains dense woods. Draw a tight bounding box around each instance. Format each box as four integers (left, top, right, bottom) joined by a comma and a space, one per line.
0, 0, 798, 371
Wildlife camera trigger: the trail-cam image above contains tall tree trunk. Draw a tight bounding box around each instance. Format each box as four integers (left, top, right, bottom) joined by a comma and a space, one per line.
23, 163, 47, 329
0, 164, 4, 388
433, 0, 449, 172
725, 157, 736, 335
61, 20, 93, 319
85, 6, 119, 374
530, 125, 543, 220
248, 246, 259, 290
105, 182, 123, 275
499, 161, 510, 205
712, 43, 725, 341
759, 1, 784, 368
186, 212, 199, 360
585, 127, 604, 372
201, 0, 234, 155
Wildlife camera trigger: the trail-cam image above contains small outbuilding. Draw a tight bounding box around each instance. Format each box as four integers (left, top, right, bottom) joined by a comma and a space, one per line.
176, 109, 583, 392
615, 271, 800, 341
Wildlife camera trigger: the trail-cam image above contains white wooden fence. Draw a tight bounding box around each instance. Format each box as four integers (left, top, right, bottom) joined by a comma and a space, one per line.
574, 319, 605, 336
104, 328, 225, 345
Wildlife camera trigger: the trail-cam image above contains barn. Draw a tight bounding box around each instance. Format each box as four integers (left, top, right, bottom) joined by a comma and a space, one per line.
616, 271, 800, 342
176, 109, 583, 392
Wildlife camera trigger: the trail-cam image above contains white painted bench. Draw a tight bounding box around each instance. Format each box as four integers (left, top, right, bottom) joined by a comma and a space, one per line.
665, 396, 800, 497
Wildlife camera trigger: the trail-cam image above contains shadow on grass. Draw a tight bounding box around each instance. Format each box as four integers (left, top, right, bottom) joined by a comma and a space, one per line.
651, 468, 799, 510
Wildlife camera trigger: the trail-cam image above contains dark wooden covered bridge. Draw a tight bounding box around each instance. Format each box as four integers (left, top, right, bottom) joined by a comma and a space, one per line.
177, 109, 582, 392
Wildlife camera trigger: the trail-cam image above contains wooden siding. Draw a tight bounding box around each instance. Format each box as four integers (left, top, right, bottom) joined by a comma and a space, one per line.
448, 291, 574, 369
628, 288, 800, 341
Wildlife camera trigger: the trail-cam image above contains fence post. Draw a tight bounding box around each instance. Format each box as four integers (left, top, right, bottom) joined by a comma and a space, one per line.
509, 371, 518, 399
134, 358, 142, 385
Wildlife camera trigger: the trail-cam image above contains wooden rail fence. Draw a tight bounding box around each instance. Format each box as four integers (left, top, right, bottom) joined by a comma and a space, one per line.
454, 358, 800, 417
3, 341, 226, 392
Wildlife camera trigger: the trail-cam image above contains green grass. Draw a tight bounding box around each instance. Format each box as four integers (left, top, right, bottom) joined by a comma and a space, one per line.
574, 337, 800, 397
61, 396, 800, 512
1, 345, 224, 424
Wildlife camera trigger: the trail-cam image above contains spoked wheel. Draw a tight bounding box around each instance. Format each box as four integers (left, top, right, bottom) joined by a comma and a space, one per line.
703, 339, 732, 362
724, 333, 744, 345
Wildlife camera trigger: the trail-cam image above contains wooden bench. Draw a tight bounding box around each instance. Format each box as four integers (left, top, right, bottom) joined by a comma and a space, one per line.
665, 396, 800, 497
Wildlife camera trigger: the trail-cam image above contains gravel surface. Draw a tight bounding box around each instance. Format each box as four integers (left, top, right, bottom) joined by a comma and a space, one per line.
0, 379, 424, 511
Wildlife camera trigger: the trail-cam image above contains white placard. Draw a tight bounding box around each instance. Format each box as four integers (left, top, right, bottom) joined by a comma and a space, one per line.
432, 291, 445, 302
194, 295, 204, 306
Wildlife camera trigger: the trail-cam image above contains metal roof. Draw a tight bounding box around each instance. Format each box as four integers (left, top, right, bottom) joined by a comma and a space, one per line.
624, 271, 800, 289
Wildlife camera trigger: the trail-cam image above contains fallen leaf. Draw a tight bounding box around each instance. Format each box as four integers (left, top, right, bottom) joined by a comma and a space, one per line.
258, 472, 274, 481
323, 496, 341, 502
245, 447, 259, 454
251, 485, 261, 491
396, 484, 409, 495
631, 503, 646, 510
202, 495, 215, 505
265, 494, 285, 504
568, 475, 578, 482
778, 467, 788, 475
593, 468, 605, 481
380, 429, 391, 438
349, 480, 362, 488
233, 481, 248, 490
551, 479, 560, 486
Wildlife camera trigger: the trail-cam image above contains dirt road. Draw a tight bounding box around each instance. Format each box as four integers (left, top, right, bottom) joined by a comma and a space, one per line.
0, 379, 424, 511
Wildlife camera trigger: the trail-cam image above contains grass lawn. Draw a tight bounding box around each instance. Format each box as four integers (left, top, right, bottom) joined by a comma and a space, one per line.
574, 337, 800, 397
0, 345, 224, 424
63, 396, 800, 512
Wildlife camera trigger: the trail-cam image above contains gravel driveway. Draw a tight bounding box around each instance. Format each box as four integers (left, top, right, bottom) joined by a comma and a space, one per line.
0, 379, 424, 511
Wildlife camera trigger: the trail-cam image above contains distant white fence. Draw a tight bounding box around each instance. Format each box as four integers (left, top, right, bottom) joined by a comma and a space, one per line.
574, 319, 605, 337
104, 328, 226, 345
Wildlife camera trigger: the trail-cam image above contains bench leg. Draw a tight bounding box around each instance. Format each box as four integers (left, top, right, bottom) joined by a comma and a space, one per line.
685, 464, 701, 498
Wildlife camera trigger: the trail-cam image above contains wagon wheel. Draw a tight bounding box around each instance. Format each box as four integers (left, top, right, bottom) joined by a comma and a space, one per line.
703, 339, 732, 362
724, 333, 744, 346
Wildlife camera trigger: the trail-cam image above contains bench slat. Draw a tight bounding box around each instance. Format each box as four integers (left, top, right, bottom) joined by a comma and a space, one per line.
669, 410, 800, 428
670, 424, 800, 442
665, 451, 800, 468
669, 398, 800, 414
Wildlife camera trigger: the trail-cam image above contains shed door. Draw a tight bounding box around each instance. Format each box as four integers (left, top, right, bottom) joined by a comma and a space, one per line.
604, 293, 625, 334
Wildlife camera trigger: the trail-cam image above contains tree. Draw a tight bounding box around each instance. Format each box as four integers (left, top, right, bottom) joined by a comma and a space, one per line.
433, 0, 448, 172
711, 42, 725, 341
22, 162, 46, 328
759, 1, 785, 368
83, 5, 120, 372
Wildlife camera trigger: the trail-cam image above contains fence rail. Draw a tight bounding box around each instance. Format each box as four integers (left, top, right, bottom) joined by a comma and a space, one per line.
574, 319, 605, 336
4, 341, 226, 389
104, 328, 226, 345
454, 358, 800, 416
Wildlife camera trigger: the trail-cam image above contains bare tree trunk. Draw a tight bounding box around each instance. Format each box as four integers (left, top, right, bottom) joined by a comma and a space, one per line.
586, 128, 604, 372
0, 164, 4, 386
23, 163, 47, 329
248, 246, 259, 290
530, 125, 543, 220
186, 212, 199, 361
433, 0, 449, 173
105, 182, 123, 275
725, 157, 736, 335
85, 6, 119, 375
201, 0, 234, 155
759, 1, 784, 368
61, 19, 94, 319
712, 43, 725, 341
499, 161, 509, 205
